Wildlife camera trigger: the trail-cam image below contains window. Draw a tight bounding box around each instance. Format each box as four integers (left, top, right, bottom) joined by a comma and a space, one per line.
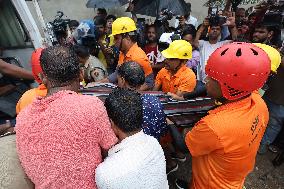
0, 0, 32, 48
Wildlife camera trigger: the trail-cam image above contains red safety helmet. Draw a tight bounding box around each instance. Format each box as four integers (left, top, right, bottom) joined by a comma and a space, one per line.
205, 42, 270, 100
31, 48, 44, 83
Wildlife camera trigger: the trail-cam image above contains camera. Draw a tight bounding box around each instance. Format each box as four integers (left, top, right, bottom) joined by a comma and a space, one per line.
209, 15, 227, 26
157, 9, 174, 24
51, 11, 70, 34
47, 11, 71, 45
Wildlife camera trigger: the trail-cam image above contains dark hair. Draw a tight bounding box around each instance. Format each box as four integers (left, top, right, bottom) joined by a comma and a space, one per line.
255, 23, 274, 32
182, 25, 197, 38
97, 8, 107, 15
105, 88, 143, 133
69, 20, 79, 28
209, 16, 223, 27
106, 14, 116, 21
129, 34, 138, 42
118, 61, 145, 87
95, 16, 107, 27
237, 8, 246, 12
248, 12, 257, 19
73, 45, 90, 59
255, 23, 281, 47
209, 21, 222, 28
122, 32, 138, 43
40, 46, 80, 86
145, 24, 156, 32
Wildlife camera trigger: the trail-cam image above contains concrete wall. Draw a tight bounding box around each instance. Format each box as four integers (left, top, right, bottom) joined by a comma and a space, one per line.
29, 0, 261, 26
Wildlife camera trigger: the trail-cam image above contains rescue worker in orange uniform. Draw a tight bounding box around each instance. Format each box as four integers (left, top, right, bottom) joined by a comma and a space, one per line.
153, 40, 196, 98
175, 42, 271, 189
98, 17, 154, 90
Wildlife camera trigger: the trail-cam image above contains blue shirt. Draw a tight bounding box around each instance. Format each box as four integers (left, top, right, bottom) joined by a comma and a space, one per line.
142, 94, 168, 140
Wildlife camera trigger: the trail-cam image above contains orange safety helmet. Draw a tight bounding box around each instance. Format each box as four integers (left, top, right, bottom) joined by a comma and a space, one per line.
206, 42, 271, 100
31, 48, 44, 83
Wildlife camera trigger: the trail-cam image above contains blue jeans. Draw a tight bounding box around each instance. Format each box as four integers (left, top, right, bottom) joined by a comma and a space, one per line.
261, 97, 284, 145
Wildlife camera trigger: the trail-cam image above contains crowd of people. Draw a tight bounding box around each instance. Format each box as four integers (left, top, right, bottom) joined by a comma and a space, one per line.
0, 0, 283, 189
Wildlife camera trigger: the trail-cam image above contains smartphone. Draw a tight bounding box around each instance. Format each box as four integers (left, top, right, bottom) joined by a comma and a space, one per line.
218, 16, 227, 25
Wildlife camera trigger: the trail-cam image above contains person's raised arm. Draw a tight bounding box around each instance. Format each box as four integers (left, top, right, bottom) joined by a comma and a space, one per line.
224, 12, 238, 41
0, 59, 33, 80
194, 18, 209, 48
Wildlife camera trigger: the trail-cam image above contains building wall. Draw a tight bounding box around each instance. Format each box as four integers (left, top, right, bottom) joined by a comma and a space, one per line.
26, 0, 261, 46
29, 0, 260, 24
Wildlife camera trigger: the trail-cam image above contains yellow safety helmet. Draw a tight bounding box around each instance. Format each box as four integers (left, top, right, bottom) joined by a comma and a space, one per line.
253, 43, 281, 73
109, 17, 137, 37
162, 40, 192, 60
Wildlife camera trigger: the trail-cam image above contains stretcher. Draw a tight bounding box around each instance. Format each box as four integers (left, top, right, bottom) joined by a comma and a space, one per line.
80, 83, 216, 127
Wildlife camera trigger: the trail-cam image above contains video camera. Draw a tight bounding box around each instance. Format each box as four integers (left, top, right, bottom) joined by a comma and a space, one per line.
50, 11, 70, 35
156, 9, 174, 25
209, 15, 227, 26
46, 11, 71, 45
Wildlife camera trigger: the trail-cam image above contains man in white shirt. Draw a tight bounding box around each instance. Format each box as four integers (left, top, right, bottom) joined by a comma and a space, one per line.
174, 14, 198, 29
174, 3, 198, 28
95, 88, 168, 189
193, 15, 238, 82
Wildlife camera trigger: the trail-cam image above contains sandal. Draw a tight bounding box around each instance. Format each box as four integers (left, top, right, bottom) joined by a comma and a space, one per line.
268, 145, 279, 153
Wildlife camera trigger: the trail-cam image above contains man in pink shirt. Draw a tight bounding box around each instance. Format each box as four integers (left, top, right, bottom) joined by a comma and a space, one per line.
16, 46, 118, 189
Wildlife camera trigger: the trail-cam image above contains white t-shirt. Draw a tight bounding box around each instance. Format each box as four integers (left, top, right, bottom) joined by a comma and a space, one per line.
95, 131, 169, 189
175, 15, 199, 29
198, 40, 231, 82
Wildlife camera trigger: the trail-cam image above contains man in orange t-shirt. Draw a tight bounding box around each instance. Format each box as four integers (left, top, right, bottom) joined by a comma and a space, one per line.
175, 43, 271, 189
154, 40, 196, 98
98, 17, 153, 91
16, 48, 47, 114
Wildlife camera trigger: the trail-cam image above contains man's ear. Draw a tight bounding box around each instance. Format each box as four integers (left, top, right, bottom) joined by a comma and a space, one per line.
268, 31, 274, 39
79, 69, 84, 82
40, 73, 48, 86
109, 119, 120, 135
121, 77, 126, 87
125, 35, 132, 44
38, 73, 44, 82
